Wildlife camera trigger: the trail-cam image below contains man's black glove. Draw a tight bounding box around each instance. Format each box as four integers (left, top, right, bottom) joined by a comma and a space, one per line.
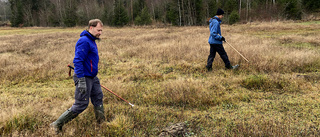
78, 77, 87, 94
221, 36, 226, 42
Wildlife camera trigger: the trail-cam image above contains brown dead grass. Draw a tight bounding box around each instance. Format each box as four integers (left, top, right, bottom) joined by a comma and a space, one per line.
1, 21, 320, 136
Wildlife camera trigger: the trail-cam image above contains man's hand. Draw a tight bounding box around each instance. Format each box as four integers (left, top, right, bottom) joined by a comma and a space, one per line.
78, 77, 87, 94
221, 36, 226, 42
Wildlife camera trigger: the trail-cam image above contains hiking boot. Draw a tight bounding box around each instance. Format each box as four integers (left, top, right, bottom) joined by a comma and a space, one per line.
206, 66, 212, 71
226, 64, 239, 70
232, 64, 239, 69
50, 122, 62, 135
94, 104, 105, 124
50, 108, 78, 134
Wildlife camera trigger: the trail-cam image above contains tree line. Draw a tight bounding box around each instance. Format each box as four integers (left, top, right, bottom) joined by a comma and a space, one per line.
2, 0, 320, 27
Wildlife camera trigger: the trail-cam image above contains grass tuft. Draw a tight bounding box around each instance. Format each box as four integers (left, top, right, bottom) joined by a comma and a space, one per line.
241, 74, 300, 93
1, 21, 320, 136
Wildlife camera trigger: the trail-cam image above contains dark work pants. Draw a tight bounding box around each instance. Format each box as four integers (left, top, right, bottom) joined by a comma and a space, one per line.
206, 44, 231, 69
71, 74, 104, 114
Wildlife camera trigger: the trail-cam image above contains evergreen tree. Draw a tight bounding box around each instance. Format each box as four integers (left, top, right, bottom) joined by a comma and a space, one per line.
153, 4, 163, 21
302, 0, 320, 12
63, 1, 78, 27
7, 0, 319, 27
195, 0, 205, 25
283, 0, 301, 20
47, 3, 60, 27
228, 10, 240, 25
224, 0, 238, 14
134, 6, 152, 25
133, 0, 146, 19
28, 0, 41, 26
9, 0, 23, 27
112, 0, 129, 26
166, 1, 178, 25
102, 7, 112, 26
208, 0, 217, 17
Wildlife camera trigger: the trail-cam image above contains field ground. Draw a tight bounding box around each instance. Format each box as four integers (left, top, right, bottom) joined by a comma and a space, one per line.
1, 21, 320, 136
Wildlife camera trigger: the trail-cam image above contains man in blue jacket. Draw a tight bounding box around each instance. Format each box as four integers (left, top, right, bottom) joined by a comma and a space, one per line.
206, 8, 239, 71
50, 19, 105, 134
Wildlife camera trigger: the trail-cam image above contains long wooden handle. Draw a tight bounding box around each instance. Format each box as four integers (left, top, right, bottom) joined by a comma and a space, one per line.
225, 41, 250, 63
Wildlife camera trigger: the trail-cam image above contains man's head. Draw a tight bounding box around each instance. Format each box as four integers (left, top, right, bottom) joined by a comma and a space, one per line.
216, 8, 224, 19
88, 19, 103, 38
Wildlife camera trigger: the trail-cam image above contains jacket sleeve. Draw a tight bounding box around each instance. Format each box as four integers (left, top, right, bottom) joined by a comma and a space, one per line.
210, 21, 222, 40
73, 38, 90, 78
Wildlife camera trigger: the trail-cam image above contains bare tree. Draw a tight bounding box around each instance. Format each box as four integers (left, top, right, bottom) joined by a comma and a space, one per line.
131, 0, 133, 24
187, 0, 192, 25
246, 0, 250, 22
181, 0, 185, 25
178, 0, 181, 26
0, 1, 8, 21
239, 0, 241, 18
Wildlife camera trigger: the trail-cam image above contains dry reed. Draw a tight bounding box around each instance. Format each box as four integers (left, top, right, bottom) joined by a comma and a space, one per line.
1, 21, 320, 136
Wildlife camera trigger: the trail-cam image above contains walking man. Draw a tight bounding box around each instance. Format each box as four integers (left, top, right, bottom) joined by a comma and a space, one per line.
206, 8, 239, 71
50, 19, 105, 134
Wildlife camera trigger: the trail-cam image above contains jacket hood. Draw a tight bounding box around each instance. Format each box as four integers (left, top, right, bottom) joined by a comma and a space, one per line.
80, 30, 99, 41
209, 16, 222, 23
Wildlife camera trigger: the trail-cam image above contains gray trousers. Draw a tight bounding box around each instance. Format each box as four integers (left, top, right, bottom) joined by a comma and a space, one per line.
71, 74, 104, 114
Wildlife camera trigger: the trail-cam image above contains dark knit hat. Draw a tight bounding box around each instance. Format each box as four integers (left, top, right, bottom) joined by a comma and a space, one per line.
216, 8, 224, 15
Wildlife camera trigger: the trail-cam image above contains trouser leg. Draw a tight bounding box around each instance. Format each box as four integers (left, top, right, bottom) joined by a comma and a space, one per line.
91, 77, 105, 123
206, 44, 217, 69
215, 44, 231, 68
71, 75, 93, 114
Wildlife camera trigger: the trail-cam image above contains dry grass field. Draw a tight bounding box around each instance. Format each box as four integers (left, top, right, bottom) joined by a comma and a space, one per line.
1, 21, 320, 136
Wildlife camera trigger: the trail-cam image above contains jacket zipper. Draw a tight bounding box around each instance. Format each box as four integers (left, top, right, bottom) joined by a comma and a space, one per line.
90, 60, 93, 72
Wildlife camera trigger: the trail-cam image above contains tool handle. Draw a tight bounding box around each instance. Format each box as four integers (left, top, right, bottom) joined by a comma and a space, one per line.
68, 65, 74, 76
67, 64, 135, 107
100, 85, 134, 107
68, 65, 74, 70
225, 41, 250, 63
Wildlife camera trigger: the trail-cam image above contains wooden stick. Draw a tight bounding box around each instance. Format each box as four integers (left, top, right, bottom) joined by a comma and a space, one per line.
225, 41, 250, 63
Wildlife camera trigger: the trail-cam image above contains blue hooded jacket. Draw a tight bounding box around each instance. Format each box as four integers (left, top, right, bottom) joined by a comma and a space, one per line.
208, 16, 223, 44
73, 30, 99, 78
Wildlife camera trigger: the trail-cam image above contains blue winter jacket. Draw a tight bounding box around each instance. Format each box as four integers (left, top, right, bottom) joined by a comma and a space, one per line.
73, 30, 99, 78
208, 16, 223, 44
